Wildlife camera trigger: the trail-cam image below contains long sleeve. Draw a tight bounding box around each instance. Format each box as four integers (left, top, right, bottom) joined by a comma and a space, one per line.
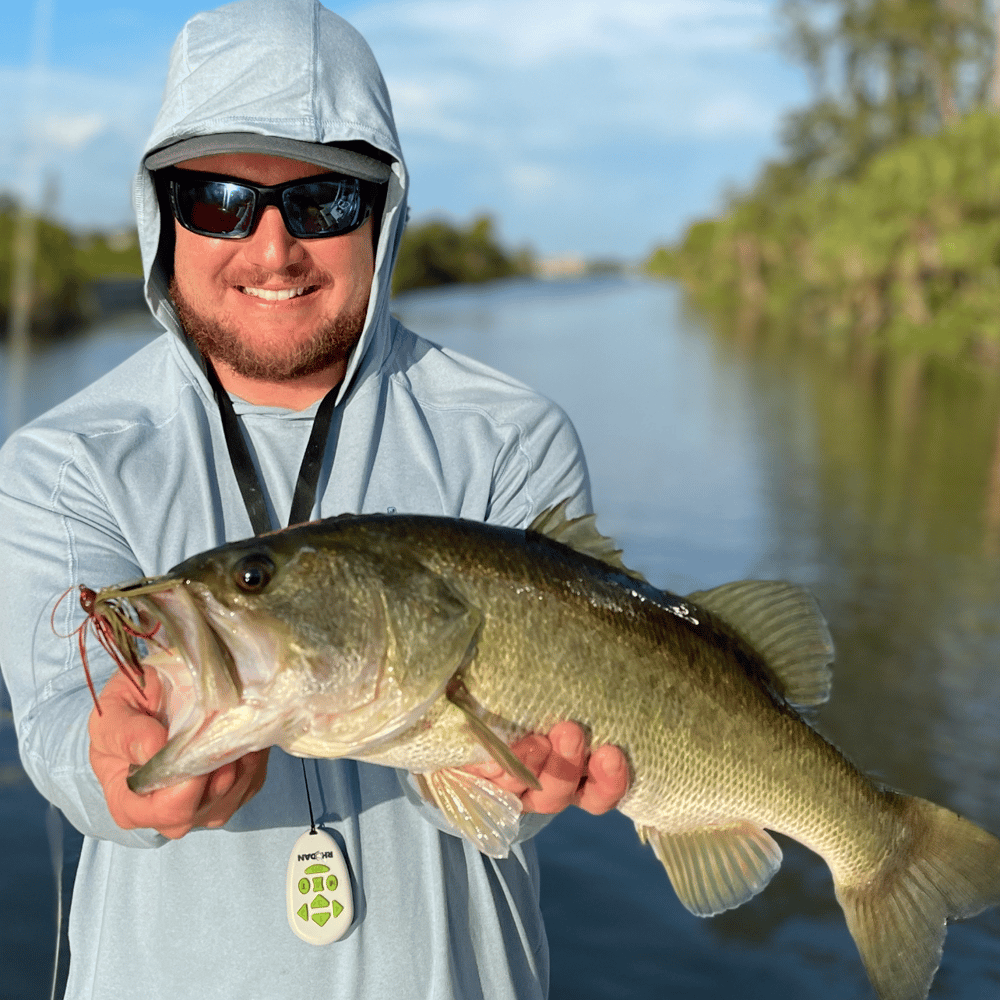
0, 425, 162, 847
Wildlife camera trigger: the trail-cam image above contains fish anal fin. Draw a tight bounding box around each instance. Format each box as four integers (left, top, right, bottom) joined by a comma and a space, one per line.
687, 580, 835, 708
528, 500, 647, 583
446, 681, 542, 791
418, 767, 523, 858
636, 820, 783, 917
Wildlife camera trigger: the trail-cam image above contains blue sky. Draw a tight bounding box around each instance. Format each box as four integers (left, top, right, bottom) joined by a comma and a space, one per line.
2, 1, 809, 259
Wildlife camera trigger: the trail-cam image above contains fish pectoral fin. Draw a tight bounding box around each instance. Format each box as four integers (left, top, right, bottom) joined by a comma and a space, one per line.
686, 580, 835, 708
446, 683, 542, 791
417, 767, 523, 858
636, 820, 783, 917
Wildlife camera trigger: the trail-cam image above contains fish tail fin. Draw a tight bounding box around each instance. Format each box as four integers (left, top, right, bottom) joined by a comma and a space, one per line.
835, 794, 1000, 1000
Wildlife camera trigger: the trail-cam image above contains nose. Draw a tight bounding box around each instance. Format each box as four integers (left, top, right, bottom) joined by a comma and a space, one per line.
241, 205, 304, 270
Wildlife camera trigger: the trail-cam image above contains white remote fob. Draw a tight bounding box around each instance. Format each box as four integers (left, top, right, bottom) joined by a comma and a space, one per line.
286, 828, 353, 944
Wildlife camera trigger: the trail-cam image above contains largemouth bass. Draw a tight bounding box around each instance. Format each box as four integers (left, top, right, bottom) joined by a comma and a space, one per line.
81, 504, 1000, 1000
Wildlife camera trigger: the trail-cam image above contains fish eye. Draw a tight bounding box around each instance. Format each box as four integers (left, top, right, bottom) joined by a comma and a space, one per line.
233, 554, 275, 593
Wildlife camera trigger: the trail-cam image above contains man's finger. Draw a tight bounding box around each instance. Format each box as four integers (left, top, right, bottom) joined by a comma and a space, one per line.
105, 769, 213, 836
575, 744, 629, 816
199, 749, 270, 829
521, 721, 587, 814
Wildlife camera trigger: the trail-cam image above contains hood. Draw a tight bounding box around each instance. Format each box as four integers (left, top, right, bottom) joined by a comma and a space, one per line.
132, 0, 408, 404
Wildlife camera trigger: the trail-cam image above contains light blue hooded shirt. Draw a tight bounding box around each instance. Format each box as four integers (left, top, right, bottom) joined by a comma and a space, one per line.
0, 2, 591, 997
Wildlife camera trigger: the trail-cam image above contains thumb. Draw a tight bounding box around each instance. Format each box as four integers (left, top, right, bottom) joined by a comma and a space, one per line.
124, 712, 169, 767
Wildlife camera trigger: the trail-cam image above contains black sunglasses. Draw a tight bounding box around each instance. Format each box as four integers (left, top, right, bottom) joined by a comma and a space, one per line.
164, 168, 379, 240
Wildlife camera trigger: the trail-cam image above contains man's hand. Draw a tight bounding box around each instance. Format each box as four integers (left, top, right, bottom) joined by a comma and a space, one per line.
89, 670, 269, 839
465, 720, 629, 815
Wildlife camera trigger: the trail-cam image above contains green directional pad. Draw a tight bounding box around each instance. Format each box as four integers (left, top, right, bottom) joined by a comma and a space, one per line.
311, 911, 331, 927
296, 903, 309, 922
312, 895, 329, 909
330, 899, 344, 918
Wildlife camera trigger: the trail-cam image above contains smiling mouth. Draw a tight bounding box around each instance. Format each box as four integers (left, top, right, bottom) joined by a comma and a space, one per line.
239, 285, 318, 301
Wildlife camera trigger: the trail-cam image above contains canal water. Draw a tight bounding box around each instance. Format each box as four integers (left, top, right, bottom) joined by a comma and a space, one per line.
2, 276, 999, 998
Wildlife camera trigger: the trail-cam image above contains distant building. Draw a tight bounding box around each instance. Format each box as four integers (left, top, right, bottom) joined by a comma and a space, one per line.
536, 255, 587, 279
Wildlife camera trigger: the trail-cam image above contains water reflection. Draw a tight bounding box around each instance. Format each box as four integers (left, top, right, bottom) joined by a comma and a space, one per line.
395, 278, 776, 592
727, 331, 1000, 809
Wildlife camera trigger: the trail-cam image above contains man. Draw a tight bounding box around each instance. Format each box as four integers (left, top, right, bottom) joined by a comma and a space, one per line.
0, 2, 627, 997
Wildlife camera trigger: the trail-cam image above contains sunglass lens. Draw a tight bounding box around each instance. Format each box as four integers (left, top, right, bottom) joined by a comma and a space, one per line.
282, 179, 363, 237
177, 180, 256, 237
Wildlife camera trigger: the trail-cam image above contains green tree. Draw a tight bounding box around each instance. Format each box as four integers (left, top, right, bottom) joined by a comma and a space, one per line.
392, 214, 534, 294
649, 110, 1000, 363
647, 0, 1000, 363
1, 197, 144, 339
774, 0, 994, 187
0, 199, 87, 338
75, 230, 143, 281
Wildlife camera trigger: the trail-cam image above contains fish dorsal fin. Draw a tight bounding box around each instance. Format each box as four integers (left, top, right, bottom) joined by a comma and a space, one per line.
637, 821, 783, 916
528, 500, 647, 582
686, 580, 834, 708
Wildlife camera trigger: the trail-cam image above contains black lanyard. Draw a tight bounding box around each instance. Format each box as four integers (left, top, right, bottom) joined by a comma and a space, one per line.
204, 360, 339, 534
204, 360, 335, 832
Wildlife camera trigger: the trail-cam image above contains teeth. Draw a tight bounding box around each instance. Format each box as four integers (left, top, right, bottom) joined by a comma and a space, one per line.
241, 286, 308, 301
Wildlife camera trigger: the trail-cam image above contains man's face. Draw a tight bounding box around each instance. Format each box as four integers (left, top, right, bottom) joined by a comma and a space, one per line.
169, 152, 376, 384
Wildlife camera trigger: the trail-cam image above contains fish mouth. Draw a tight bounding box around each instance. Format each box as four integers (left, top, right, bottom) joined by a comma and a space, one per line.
130, 585, 246, 739
89, 577, 246, 736
89, 576, 287, 790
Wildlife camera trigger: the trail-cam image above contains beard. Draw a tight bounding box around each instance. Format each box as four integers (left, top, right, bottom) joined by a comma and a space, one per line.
169, 273, 369, 383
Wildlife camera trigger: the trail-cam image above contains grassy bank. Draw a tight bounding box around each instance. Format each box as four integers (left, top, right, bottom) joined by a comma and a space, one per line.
648, 111, 1000, 366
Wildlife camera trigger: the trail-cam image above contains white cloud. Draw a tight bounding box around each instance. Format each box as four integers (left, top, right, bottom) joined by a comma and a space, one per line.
506, 162, 560, 197
37, 113, 108, 150
388, 74, 479, 144
693, 92, 778, 136
362, 0, 774, 66
352, 0, 805, 252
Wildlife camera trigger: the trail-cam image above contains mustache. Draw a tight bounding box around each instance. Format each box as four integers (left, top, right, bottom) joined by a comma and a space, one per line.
231, 264, 332, 287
